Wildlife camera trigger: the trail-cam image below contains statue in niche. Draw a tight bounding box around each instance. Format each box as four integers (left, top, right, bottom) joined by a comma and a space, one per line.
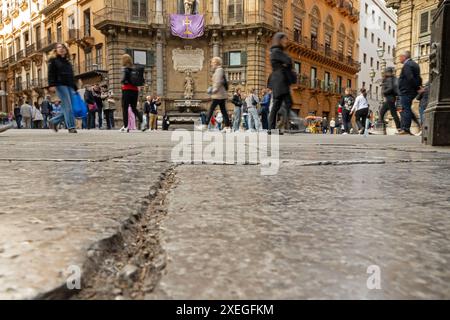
184, 0, 196, 15
184, 70, 194, 100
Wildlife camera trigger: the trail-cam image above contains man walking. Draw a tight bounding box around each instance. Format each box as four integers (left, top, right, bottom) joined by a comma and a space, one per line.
20, 100, 33, 129
380, 67, 401, 134
398, 50, 421, 135
351, 89, 370, 134
13, 104, 22, 129
41, 96, 52, 129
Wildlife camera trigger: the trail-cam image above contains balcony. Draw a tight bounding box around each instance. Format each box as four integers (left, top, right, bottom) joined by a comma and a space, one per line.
39, 35, 57, 52
94, 7, 152, 31
224, 67, 246, 84
20, 0, 28, 11
11, 7, 20, 18
16, 50, 24, 61
287, 35, 361, 72
26, 43, 36, 56
67, 28, 80, 43
8, 55, 16, 64
219, 11, 276, 29
73, 58, 107, 79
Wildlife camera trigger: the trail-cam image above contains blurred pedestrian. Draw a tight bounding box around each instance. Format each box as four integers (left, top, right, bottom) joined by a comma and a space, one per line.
203, 57, 231, 132
41, 96, 52, 129
268, 32, 296, 134
398, 50, 422, 135
322, 116, 328, 134
351, 88, 370, 134
329, 118, 336, 134
20, 100, 32, 129
260, 88, 272, 130
380, 66, 401, 134
47, 42, 77, 133
339, 88, 355, 134
13, 104, 22, 129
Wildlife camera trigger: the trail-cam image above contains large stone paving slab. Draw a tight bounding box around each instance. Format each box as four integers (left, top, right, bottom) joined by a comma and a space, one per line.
153, 136, 450, 299
0, 130, 173, 299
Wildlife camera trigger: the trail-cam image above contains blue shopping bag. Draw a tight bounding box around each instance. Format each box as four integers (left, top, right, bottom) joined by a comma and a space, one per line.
72, 91, 88, 119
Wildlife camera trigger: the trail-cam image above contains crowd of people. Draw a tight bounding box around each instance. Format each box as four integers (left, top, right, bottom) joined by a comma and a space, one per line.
0, 35, 428, 136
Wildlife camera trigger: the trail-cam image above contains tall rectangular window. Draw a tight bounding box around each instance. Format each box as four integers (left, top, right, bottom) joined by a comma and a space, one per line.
96, 46, 103, 69
310, 67, 317, 88
324, 71, 331, 88
347, 79, 352, 89
364, 27, 367, 38
363, 53, 367, 63
56, 22, 62, 43
228, 0, 243, 23
131, 0, 147, 19
84, 9, 91, 37
293, 16, 302, 42
85, 50, 93, 71
35, 25, 41, 48
273, 3, 283, 30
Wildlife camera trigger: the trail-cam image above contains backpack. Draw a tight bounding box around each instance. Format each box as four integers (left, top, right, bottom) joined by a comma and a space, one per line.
129, 65, 145, 87
223, 73, 229, 91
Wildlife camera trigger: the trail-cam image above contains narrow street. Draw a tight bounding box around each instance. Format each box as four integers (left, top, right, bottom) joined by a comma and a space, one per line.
1, 130, 450, 299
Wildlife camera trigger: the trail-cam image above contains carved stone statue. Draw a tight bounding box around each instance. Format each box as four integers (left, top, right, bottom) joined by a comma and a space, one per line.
184, 0, 195, 15
184, 70, 194, 100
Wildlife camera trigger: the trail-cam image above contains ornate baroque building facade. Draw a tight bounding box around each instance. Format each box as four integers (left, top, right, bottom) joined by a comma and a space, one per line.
386, 0, 439, 82
1, 0, 361, 121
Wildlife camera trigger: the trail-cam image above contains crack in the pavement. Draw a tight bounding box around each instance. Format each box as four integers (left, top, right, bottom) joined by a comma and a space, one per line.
71, 165, 178, 300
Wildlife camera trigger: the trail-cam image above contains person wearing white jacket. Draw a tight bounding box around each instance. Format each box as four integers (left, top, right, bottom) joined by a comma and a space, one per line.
351, 88, 369, 134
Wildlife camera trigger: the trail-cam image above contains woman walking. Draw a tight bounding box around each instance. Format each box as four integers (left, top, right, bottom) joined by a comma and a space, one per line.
351, 89, 370, 134
120, 54, 143, 133
268, 32, 296, 134
47, 43, 77, 133
203, 57, 231, 132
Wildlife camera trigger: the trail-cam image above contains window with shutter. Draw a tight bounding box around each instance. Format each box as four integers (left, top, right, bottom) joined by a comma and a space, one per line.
273, 3, 283, 30
420, 11, 429, 35
241, 51, 247, 66
146, 51, 155, 67
294, 16, 302, 42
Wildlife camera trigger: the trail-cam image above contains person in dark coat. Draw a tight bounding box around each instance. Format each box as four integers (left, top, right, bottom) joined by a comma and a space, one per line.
398, 50, 421, 135
379, 67, 401, 133
47, 43, 77, 133
13, 104, 22, 129
268, 32, 296, 134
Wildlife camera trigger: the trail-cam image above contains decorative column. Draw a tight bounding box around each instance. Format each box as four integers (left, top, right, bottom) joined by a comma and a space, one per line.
211, 0, 221, 25
423, 0, 450, 146
156, 30, 164, 97
155, 0, 164, 24
212, 31, 220, 58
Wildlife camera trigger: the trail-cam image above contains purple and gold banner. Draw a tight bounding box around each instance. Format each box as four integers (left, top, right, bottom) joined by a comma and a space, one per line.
170, 14, 205, 39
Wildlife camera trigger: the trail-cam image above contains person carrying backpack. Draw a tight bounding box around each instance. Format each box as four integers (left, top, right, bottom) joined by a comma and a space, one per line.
120, 54, 144, 133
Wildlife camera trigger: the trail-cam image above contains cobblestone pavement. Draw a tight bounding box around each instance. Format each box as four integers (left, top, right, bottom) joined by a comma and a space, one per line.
1, 130, 450, 299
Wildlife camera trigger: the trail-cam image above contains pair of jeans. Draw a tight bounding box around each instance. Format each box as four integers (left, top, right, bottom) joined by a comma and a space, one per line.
97, 107, 103, 129
42, 113, 50, 129
380, 98, 401, 129
233, 107, 241, 131
243, 114, 248, 130
50, 86, 76, 129
399, 95, 415, 132
260, 106, 269, 130
206, 99, 230, 128
342, 109, 352, 133
87, 110, 96, 129
355, 108, 369, 132
122, 90, 142, 128
247, 107, 261, 131
15, 115, 22, 129
104, 109, 115, 129
269, 93, 292, 130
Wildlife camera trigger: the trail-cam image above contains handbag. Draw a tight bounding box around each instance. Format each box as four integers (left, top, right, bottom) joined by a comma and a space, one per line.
88, 103, 98, 112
